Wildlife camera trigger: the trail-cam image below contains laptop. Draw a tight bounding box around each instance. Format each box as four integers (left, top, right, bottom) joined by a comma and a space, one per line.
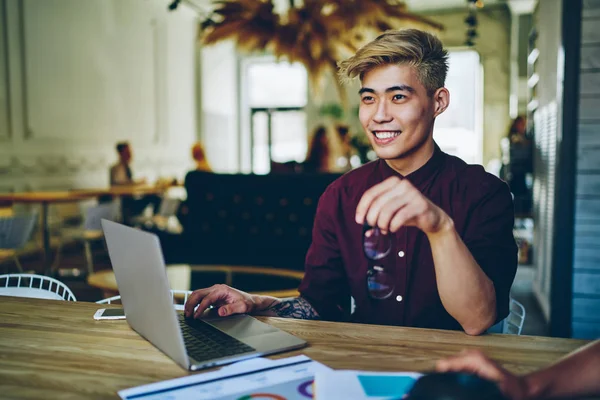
101, 219, 307, 371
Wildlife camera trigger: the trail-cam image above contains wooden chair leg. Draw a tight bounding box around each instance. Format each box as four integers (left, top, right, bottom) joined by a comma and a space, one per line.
51, 239, 64, 274
13, 254, 24, 273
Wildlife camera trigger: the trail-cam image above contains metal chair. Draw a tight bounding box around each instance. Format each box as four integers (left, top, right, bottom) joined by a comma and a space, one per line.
0, 273, 76, 301
157, 198, 181, 218
52, 202, 119, 276
488, 298, 526, 335
0, 214, 37, 273
96, 289, 192, 311
133, 197, 181, 230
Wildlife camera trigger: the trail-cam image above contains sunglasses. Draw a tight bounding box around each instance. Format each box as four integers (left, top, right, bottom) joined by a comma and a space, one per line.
362, 223, 394, 299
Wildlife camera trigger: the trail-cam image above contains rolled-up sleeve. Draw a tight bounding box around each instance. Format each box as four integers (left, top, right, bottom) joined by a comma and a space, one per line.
298, 185, 351, 321
462, 178, 518, 323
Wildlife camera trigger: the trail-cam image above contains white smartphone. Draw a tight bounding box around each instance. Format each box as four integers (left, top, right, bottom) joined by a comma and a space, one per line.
93, 308, 126, 320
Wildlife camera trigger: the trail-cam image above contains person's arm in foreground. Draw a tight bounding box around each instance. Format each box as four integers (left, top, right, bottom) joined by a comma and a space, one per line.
436, 340, 600, 400
355, 176, 497, 335
183, 284, 320, 319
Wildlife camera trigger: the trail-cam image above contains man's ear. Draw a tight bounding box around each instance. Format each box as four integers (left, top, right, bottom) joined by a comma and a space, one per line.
433, 87, 450, 118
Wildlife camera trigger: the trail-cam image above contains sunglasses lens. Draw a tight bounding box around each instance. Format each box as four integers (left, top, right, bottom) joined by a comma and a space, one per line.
363, 226, 391, 260
367, 266, 395, 299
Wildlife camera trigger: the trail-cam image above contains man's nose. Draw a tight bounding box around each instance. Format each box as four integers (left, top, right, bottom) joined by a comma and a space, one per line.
373, 101, 392, 123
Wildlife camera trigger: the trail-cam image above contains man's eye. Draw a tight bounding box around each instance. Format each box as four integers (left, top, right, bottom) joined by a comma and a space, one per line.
392, 94, 405, 101
362, 96, 374, 103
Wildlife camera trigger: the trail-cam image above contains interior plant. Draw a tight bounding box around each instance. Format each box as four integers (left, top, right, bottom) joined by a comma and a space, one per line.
197, 0, 443, 101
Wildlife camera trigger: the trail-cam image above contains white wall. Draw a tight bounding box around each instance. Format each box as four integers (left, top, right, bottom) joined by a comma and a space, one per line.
200, 41, 239, 173
0, 0, 199, 192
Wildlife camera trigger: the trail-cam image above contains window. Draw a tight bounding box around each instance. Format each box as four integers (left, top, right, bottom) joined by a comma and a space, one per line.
433, 50, 483, 165
243, 58, 308, 174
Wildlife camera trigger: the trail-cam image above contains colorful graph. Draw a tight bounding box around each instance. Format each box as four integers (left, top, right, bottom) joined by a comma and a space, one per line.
357, 374, 418, 398
236, 394, 286, 400
297, 379, 313, 398
234, 378, 314, 400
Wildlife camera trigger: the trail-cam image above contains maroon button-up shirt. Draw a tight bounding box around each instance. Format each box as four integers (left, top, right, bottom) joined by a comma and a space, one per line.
298, 145, 518, 331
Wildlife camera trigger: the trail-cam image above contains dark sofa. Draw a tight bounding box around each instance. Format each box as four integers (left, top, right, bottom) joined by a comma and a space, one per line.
179, 171, 341, 271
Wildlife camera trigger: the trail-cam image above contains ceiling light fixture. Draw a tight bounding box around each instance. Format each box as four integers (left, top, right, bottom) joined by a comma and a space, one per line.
464, 0, 483, 46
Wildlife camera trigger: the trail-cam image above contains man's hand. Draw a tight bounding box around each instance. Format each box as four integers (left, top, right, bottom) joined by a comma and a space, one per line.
184, 284, 268, 319
356, 176, 496, 335
355, 176, 452, 235
437, 350, 530, 400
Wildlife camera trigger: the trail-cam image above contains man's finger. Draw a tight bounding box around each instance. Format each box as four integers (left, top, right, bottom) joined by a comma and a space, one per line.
194, 290, 226, 319
218, 300, 248, 317
436, 350, 486, 371
377, 189, 420, 232
436, 351, 504, 382
184, 287, 213, 316
356, 177, 401, 224
436, 356, 480, 373
388, 201, 421, 232
364, 189, 405, 229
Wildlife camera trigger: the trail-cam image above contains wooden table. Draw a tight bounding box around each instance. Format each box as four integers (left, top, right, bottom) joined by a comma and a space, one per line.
70, 185, 166, 198
0, 296, 589, 399
88, 265, 304, 299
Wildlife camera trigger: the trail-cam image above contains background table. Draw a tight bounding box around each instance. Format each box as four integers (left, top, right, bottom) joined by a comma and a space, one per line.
0, 296, 590, 399
88, 264, 303, 299
70, 185, 166, 198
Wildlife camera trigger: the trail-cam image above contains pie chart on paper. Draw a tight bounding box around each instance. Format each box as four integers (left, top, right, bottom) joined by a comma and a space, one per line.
236, 394, 286, 400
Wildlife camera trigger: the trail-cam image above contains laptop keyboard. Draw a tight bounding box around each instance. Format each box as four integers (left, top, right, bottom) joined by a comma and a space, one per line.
178, 314, 256, 363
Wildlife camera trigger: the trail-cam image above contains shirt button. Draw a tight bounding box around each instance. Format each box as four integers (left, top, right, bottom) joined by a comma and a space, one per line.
398, 251, 405, 258
396, 295, 403, 302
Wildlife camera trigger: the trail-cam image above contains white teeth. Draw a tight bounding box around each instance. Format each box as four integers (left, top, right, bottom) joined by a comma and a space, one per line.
374, 131, 400, 139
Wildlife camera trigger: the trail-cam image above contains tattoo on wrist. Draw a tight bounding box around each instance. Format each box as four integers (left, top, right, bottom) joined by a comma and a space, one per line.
269, 297, 320, 320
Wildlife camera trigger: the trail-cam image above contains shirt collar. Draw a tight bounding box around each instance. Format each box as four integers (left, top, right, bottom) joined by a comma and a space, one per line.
378, 142, 445, 187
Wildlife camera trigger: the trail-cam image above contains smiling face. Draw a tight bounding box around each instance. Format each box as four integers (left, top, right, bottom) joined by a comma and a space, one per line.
358, 63, 449, 173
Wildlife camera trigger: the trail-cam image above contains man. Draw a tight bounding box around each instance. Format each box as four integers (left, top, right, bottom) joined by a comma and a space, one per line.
109, 142, 160, 223
185, 29, 517, 335
110, 142, 141, 186
437, 340, 600, 399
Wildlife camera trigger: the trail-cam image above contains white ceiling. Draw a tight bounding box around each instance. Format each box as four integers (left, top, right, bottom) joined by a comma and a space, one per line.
185, 0, 511, 16
403, 0, 506, 12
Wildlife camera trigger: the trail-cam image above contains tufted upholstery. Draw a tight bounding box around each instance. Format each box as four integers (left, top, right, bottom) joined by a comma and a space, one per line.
181, 171, 341, 271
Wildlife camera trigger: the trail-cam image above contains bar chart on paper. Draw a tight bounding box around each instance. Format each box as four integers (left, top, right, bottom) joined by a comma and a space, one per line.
314, 370, 422, 400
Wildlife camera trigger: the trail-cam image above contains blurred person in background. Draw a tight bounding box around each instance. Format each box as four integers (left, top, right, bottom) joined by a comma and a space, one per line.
507, 115, 527, 144
500, 116, 532, 214
191, 142, 212, 172
303, 125, 333, 173
110, 142, 141, 186
335, 124, 356, 172
110, 141, 160, 223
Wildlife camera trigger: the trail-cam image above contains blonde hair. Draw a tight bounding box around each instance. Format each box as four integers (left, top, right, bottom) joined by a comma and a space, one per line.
191, 142, 212, 172
338, 29, 448, 95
